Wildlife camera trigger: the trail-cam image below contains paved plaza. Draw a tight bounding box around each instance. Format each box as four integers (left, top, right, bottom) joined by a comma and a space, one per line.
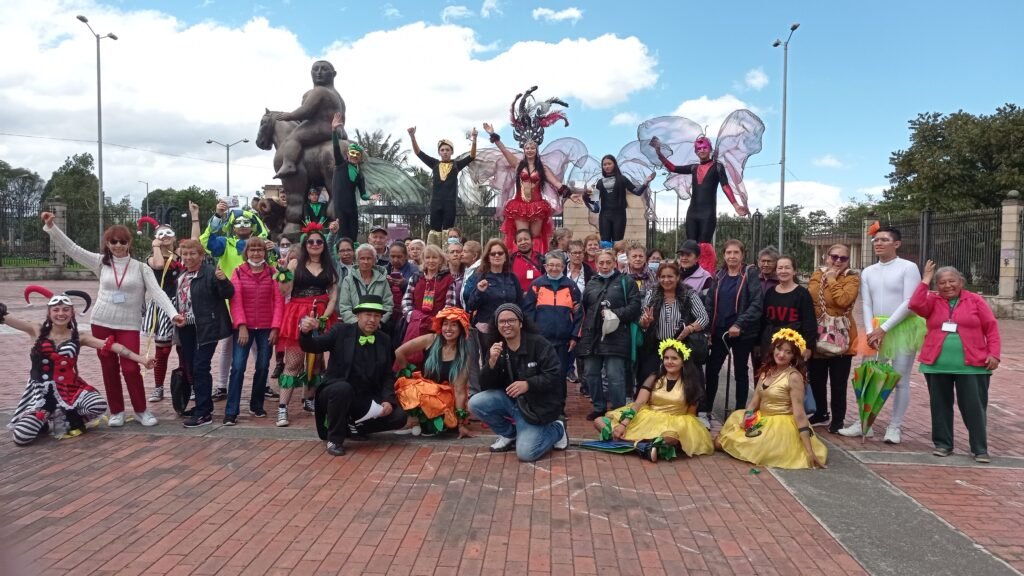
1, 281, 1022, 575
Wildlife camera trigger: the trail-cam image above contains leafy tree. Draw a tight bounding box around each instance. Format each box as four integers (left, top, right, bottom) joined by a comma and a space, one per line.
354, 129, 408, 166
42, 154, 105, 250
882, 103, 1024, 212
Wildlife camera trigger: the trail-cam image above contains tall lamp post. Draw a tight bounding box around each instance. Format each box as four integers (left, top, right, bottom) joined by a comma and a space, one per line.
138, 180, 149, 216
772, 22, 799, 254
206, 138, 249, 198
77, 15, 117, 245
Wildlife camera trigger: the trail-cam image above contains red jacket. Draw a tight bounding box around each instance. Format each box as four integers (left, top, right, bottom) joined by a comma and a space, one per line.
511, 251, 543, 292
230, 263, 284, 330
908, 283, 1000, 367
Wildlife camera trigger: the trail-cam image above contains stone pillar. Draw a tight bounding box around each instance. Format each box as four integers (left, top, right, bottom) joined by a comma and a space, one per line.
562, 194, 649, 245
51, 201, 67, 268
998, 190, 1022, 300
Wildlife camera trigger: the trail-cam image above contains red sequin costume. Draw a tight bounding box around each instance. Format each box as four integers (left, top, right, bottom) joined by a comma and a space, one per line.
501, 168, 555, 254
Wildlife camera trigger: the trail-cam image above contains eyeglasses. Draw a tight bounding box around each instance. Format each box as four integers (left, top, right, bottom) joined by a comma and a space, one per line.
489, 252, 506, 257
497, 318, 519, 326
871, 237, 894, 244
306, 239, 325, 246
829, 254, 850, 262
569, 251, 584, 256
108, 239, 129, 246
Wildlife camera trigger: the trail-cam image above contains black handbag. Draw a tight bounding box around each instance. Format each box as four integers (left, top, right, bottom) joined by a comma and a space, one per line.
170, 368, 191, 415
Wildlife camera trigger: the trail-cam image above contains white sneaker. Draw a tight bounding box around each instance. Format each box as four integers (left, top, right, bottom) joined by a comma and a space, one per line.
697, 412, 711, 430
489, 435, 516, 452
883, 427, 901, 444
134, 411, 158, 427
108, 412, 125, 427
837, 422, 874, 438
276, 406, 289, 427
553, 420, 568, 450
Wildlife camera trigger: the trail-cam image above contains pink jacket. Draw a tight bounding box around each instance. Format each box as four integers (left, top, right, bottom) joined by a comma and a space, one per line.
230, 263, 284, 330
908, 283, 1000, 367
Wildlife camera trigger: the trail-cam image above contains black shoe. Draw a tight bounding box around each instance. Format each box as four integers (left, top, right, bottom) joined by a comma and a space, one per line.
347, 423, 369, 441
265, 388, 280, 399
223, 415, 237, 426
586, 411, 605, 421
248, 408, 267, 418
326, 441, 346, 456
272, 362, 284, 379
182, 408, 195, 418
211, 388, 227, 401
302, 399, 315, 413
183, 414, 212, 428
809, 413, 830, 427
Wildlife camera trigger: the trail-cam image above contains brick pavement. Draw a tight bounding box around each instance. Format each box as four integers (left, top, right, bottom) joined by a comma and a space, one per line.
1, 279, 1023, 574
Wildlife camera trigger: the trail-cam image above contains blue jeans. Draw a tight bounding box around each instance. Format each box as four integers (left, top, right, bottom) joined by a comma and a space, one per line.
584, 355, 627, 413
226, 328, 272, 417
177, 326, 218, 418
468, 389, 562, 462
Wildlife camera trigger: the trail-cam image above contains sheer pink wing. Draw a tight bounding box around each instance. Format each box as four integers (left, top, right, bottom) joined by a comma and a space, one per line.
637, 116, 702, 200
539, 137, 589, 215
567, 155, 603, 227
714, 109, 765, 209
459, 146, 522, 221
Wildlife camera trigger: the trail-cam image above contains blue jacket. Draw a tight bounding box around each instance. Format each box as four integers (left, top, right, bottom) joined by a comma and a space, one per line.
464, 270, 523, 326
522, 275, 582, 343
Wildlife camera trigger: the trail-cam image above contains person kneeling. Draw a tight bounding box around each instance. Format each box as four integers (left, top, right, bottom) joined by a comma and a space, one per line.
299, 294, 407, 456
468, 303, 568, 462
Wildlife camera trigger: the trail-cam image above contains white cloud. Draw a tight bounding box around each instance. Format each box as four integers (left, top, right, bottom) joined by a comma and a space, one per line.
670, 94, 754, 135
0, 3, 657, 207
744, 179, 845, 214
744, 67, 768, 90
382, 4, 401, 18
855, 185, 887, 199
610, 112, 638, 126
532, 7, 583, 24
441, 5, 473, 22
480, 0, 502, 18
813, 154, 844, 168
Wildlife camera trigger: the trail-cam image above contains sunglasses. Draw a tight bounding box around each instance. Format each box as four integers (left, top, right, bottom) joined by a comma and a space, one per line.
829, 254, 850, 262
489, 251, 506, 257
306, 239, 325, 246
155, 229, 176, 240
108, 239, 129, 246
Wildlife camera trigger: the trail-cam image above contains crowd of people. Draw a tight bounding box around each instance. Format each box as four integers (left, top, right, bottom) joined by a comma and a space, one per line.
0, 198, 1002, 468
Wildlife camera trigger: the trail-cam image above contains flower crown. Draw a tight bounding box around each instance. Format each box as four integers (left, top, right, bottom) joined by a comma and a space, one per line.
658, 338, 691, 361
771, 328, 806, 354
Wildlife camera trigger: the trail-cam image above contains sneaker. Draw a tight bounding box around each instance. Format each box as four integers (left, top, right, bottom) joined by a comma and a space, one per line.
975, 454, 991, 464
134, 411, 159, 427
248, 408, 267, 418
212, 388, 227, 401
696, 412, 711, 431
808, 413, 830, 427
567, 370, 579, 384
489, 436, 516, 453
265, 387, 280, 399
838, 423, 874, 438
347, 424, 368, 441
553, 421, 568, 450
148, 387, 164, 402
276, 407, 289, 427
108, 412, 125, 427
189, 391, 196, 401
883, 427, 901, 445
326, 441, 346, 456
932, 447, 953, 457
303, 398, 315, 413
183, 414, 212, 428
272, 362, 284, 379
223, 415, 237, 426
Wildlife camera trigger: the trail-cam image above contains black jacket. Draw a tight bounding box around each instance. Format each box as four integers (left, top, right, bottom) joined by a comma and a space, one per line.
184, 263, 234, 346
593, 174, 647, 211
299, 322, 397, 406
577, 270, 642, 358
479, 332, 563, 425
707, 264, 763, 340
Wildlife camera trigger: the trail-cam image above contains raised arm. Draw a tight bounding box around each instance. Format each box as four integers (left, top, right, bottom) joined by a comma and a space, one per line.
41, 213, 102, 274
407, 126, 422, 157
482, 123, 519, 168
189, 201, 201, 240
0, 304, 40, 338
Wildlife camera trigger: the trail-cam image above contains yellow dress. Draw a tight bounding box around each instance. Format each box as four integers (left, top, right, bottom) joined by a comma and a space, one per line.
604, 376, 714, 457
717, 367, 828, 469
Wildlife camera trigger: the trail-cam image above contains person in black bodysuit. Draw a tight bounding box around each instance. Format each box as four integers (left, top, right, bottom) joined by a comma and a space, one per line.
330, 112, 368, 242
408, 126, 478, 246
649, 136, 749, 243
586, 155, 655, 243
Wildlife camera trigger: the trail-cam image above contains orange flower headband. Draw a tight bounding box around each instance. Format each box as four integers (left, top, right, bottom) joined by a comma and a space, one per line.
432, 306, 471, 336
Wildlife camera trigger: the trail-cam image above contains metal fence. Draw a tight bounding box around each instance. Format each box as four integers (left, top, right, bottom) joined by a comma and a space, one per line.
0, 199, 53, 267
925, 208, 1001, 295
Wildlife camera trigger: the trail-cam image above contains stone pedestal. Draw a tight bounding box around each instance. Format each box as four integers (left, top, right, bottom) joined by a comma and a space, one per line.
998, 191, 1022, 300
50, 202, 67, 268
562, 194, 648, 244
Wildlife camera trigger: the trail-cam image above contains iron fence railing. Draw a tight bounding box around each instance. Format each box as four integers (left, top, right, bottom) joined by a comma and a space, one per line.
927, 208, 1001, 295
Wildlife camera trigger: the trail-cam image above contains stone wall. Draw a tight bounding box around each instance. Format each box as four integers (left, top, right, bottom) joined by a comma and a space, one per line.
561, 193, 648, 243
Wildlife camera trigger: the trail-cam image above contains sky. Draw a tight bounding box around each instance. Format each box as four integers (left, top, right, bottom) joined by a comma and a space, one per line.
0, 0, 1020, 220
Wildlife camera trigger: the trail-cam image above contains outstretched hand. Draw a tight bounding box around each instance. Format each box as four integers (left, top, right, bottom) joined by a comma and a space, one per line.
649, 136, 661, 149
188, 201, 200, 217
482, 122, 495, 135
923, 259, 936, 284
407, 126, 416, 136
40, 212, 55, 228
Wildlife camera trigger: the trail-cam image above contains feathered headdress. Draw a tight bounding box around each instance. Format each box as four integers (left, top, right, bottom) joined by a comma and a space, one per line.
24, 285, 93, 313
658, 338, 691, 361
867, 220, 881, 237
771, 328, 806, 354
300, 221, 325, 244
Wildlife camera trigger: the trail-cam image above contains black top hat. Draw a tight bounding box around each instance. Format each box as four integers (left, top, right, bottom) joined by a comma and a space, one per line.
353, 293, 387, 314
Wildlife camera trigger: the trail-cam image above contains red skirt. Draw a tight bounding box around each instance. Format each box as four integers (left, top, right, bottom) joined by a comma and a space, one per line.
278, 295, 336, 351
502, 197, 554, 253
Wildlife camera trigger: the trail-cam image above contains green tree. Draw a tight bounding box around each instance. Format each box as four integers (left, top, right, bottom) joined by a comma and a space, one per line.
354, 129, 408, 166
42, 154, 104, 250
883, 103, 1024, 212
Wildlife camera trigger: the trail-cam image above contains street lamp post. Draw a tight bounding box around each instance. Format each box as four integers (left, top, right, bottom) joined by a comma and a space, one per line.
206, 138, 249, 199
773, 22, 799, 254
77, 15, 117, 246
138, 180, 149, 216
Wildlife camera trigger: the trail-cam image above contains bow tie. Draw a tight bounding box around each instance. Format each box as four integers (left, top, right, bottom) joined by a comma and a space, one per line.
359, 335, 375, 346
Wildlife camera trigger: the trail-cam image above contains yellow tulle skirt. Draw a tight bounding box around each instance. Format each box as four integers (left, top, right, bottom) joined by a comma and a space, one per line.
717, 410, 828, 469
605, 406, 714, 457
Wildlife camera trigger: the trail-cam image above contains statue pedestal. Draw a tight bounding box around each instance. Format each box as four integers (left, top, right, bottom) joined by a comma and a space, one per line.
562, 193, 647, 243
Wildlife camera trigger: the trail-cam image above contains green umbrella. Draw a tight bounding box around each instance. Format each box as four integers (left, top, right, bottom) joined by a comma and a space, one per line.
851, 359, 901, 440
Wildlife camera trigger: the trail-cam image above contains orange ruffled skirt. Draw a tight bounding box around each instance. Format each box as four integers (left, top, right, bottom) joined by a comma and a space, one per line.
394, 372, 458, 430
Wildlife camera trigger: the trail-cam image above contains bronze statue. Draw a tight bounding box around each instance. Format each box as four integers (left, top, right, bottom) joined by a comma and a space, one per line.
273, 60, 347, 178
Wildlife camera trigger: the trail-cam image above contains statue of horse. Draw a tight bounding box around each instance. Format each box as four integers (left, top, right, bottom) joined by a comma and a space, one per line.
256, 108, 339, 236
